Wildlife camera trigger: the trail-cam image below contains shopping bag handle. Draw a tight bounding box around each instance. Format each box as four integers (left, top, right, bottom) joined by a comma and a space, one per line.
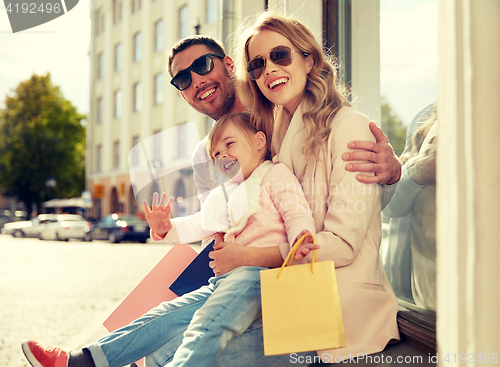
277, 233, 317, 278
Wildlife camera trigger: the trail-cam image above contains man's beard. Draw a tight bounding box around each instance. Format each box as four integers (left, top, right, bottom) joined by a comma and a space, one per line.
200, 73, 236, 120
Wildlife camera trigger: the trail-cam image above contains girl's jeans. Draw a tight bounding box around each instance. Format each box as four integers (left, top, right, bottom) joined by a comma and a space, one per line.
86, 265, 318, 367
86, 266, 264, 367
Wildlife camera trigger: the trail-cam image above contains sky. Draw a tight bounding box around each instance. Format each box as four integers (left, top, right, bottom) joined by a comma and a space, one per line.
380, 0, 438, 125
0, 0, 437, 126
0, 0, 92, 115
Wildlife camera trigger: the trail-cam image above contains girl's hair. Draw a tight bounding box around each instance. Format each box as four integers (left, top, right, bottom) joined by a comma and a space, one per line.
400, 105, 437, 165
207, 111, 272, 161
234, 11, 351, 158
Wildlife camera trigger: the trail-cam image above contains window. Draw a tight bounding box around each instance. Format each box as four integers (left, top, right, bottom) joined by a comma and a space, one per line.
113, 141, 120, 169
206, 0, 217, 24
131, 0, 141, 13
154, 73, 163, 105
97, 52, 104, 79
205, 116, 214, 135
96, 97, 103, 124
133, 32, 142, 62
379, 0, 438, 311
174, 180, 186, 217
179, 5, 189, 39
101, 11, 105, 32
133, 82, 142, 112
96, 144, 102, 172
115, 43, 122, 71
377, 0, 438, 354
177, 123, 187, 158
153, 130, 161, 167
114, 90, 122, 118
131, 136, 139, 167
113, 0, 122, 24
95, 9, 101, 35
154, 20, 163, 52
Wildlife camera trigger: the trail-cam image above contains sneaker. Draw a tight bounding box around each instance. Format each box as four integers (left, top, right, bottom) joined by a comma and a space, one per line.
22, 340, 69, 367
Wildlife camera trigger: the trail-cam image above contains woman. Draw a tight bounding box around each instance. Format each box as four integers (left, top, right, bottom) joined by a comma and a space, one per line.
231, 11, 400, 362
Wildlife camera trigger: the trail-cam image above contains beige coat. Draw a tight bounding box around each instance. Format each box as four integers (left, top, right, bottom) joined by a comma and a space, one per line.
272, 104, 400, 362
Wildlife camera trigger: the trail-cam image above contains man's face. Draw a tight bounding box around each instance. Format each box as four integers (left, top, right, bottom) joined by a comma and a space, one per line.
171, 44, 236, 120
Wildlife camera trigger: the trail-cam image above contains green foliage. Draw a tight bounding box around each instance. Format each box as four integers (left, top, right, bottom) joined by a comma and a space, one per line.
381, 97, 407, 157
0, 73, 86, 214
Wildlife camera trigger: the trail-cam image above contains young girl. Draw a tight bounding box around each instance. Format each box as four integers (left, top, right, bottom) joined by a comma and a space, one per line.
229, 11, 400, 363
144, 111, 317, 367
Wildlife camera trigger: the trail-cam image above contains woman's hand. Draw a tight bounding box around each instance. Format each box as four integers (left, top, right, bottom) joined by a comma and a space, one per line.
293, 230, 320, 261
143, 192, 173, 238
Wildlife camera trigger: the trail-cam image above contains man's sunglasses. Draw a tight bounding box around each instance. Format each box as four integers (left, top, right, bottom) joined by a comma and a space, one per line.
170, 53, 225, 91
246, 45, 310, 80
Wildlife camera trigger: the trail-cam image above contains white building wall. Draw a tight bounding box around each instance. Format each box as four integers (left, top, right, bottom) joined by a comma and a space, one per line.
437, 0, 500, 360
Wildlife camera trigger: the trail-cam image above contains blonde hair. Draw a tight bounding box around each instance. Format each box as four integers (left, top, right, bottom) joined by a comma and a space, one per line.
400, 105, 437, 165
207, 111, 272, 161
234, 11, 350, 158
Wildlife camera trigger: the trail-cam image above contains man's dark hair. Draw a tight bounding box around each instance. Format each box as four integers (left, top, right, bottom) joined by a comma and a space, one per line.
167, 36, 226, 77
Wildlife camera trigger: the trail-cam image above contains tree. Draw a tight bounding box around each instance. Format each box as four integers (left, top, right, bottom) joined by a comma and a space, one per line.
0, 73, 86, 217
381, 97, 407, 157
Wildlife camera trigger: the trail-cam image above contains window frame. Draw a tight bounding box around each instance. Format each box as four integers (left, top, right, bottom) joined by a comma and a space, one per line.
179, 5, 189, 39
133, 82, 142, 112
154, 73, 163, 106
113, 140, 120, 169
97, 52, 104, 79
133, 32, 142, 62
115, 43, 122, 71
154, 19, 164, 52
96, 97, 103, 124
322, 0, 436, 354
114, 89, 122, 118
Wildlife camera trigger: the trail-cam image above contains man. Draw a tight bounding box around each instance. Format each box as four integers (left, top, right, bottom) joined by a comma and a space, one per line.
22, 35, 401, 367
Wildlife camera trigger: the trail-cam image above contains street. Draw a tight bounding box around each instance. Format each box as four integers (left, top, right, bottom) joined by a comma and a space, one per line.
0, 234, 174, 367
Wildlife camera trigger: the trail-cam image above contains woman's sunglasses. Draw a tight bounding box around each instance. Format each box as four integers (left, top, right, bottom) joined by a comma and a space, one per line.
170, 53, 225, 91
246, 45, 310, 80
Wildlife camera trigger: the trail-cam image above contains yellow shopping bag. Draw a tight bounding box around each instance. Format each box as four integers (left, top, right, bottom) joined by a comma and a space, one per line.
260, 234, 346, 355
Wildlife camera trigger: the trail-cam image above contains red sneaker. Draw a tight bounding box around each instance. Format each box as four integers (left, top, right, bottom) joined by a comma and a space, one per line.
22, 340, 69, 367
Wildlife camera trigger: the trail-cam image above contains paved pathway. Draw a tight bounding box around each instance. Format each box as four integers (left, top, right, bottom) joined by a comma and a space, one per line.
0, 235, 173, 367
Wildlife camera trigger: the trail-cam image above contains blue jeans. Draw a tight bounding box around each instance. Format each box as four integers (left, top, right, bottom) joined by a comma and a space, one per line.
145, 318, 319, 367
86, 266, 271, 367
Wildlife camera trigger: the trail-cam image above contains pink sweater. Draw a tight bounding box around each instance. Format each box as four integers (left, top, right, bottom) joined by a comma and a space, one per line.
226, 163, 315, 249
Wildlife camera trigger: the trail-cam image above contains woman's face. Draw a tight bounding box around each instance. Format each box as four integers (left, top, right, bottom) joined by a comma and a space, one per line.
247, 30, 313, 115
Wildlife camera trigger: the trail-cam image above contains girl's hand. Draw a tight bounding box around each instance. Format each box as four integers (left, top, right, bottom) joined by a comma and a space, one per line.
294, 230, 320, 261
143, 192, 173, 238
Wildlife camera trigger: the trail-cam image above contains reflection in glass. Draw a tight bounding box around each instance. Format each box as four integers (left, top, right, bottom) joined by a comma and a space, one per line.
382, 104, 437, 310
379, 0, 437, 313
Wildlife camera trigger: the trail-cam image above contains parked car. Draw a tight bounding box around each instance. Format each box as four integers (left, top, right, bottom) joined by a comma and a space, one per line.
1, 214, 56, 237
86, 214, 150, 243
39, 214, 92, 241
0, 211, 15, 229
